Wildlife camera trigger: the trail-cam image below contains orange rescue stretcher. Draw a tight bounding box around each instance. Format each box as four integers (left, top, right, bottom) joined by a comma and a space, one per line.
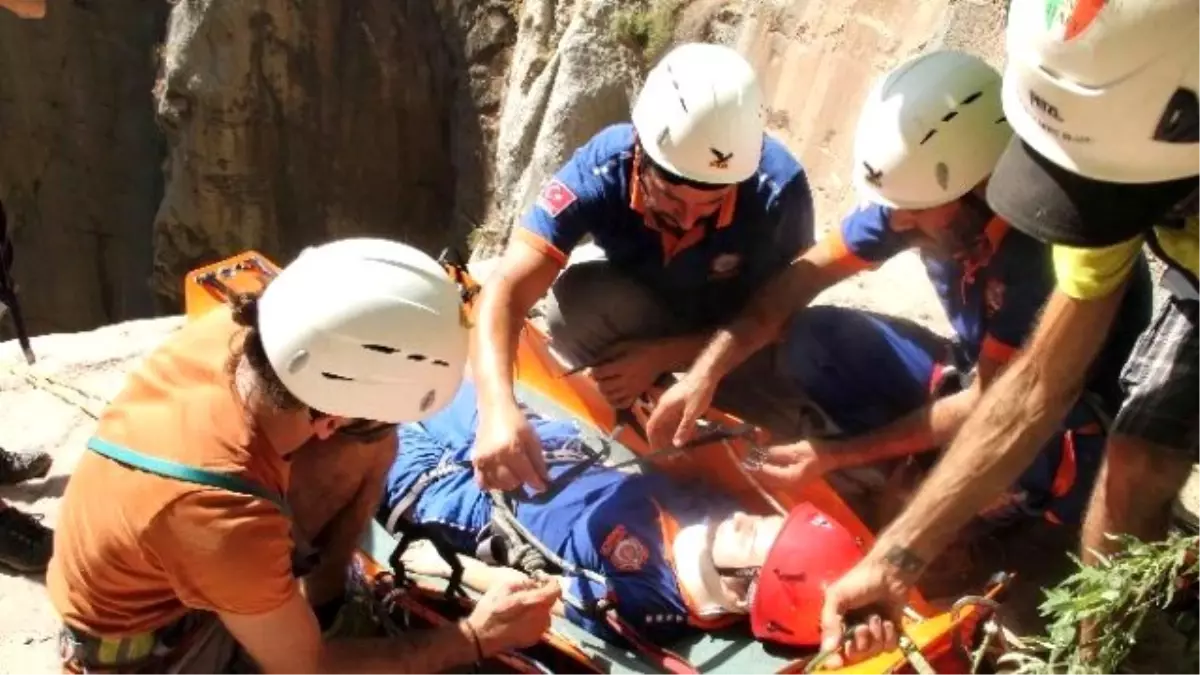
183, 249, 1014, 674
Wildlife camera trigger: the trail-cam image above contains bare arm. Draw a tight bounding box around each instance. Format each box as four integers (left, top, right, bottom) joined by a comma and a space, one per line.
812, 355, 1005, 468
400, 541, 570, 619
688, 243, 860, 384
646, 242, 862, 448
867, 285, 1128, 579
651, 332, 715, 372
473, 241, 561, 415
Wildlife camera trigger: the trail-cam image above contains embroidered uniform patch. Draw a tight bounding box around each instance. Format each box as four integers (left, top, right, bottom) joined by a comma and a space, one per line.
600, 525, 649, 572
536, 178, 578, 218
985, 279, 1005, 316
710, 253, 742, 278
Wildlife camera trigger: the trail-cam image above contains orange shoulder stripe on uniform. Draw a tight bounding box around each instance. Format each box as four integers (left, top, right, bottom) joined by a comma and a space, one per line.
512, 228, 568, 267
814, 228, 874, 276
980, 334, 1019, 364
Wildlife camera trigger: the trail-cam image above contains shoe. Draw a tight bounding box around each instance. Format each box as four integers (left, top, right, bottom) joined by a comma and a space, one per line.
0, 447, 52, 485
0, 505, 53, 573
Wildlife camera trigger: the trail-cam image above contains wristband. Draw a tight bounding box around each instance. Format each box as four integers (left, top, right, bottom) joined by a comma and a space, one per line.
460, 620, 485, 662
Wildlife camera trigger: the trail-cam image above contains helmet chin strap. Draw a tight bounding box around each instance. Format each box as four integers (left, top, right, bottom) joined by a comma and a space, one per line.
673, 521, 751, 617
948, 191, 995, 261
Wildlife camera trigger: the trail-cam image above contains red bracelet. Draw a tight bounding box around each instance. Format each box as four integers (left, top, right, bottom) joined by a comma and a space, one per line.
460, 620, 484, 662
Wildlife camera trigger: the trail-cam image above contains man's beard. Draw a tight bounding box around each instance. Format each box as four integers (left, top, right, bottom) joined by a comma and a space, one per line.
936, 193, 995, 261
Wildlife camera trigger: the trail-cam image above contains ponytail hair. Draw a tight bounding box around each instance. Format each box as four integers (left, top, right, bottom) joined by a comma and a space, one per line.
226, 290, 305, 412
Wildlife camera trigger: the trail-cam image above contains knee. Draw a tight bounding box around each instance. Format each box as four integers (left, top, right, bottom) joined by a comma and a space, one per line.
547, 260, 612, 307
544, 263, 606, 337
779, 306, 848, 377
543, 261, 668, 363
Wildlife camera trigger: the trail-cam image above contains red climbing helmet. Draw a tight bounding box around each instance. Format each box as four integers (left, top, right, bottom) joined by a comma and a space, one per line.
749, 502, 866, 647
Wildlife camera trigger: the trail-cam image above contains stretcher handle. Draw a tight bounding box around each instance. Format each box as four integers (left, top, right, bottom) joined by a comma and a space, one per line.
606, 420, 758, 472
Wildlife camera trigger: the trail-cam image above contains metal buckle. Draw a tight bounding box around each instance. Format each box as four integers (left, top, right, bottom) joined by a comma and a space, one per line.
503, 426, 620, 505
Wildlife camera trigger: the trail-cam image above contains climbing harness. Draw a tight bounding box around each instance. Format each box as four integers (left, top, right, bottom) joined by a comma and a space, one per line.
505, 428, 616, 505
380, 413, 702, 673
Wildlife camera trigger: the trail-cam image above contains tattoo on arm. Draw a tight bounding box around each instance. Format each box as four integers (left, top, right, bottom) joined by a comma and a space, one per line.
883, 545, 927, 581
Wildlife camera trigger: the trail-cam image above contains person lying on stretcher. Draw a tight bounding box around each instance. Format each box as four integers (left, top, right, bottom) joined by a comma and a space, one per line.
381, 380, 868, 650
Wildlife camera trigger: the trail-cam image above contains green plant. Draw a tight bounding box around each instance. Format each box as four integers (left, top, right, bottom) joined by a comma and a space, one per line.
611, 0, 689, 63
1000, 531, 1199, 674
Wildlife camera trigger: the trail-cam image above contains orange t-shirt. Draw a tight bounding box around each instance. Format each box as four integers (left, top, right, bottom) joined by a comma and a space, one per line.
47, 308, 302, 637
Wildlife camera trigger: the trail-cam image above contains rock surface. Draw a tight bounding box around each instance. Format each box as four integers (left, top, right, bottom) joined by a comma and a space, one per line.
149, 0, 491, 309
1, 0, 515, 333
0, 317, 183, 674
474, 0, 647, 258
736, 0, 1008, 336
5, 1, 1194, 672
0, 1, 170, 334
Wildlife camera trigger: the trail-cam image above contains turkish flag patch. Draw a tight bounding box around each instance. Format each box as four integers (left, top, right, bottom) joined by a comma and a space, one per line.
600, 525, 649, 572
536, 178, 578, 218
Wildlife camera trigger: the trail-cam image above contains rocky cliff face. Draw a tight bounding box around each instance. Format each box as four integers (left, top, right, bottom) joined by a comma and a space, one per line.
472, 0, 645, 258
472, 0, 746, 259
0, 0, 1005, 337
150, 0, 499, 310
1, 0, 518, 335
738, 0, 1009, 334
0, 1, 170, 334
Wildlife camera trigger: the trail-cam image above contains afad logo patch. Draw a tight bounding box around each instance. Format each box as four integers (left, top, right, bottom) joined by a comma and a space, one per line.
1043, 0, 1107, 41
985, 279, 1006, 317
710, 253, 742, 279
536, 178, 578, 218
600, 525, 649, 572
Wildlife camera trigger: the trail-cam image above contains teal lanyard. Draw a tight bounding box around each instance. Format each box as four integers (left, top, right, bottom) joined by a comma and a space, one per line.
86, 436, 291, 517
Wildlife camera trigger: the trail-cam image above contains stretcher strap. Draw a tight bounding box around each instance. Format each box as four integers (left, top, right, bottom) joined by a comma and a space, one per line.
488, 490, 611, 593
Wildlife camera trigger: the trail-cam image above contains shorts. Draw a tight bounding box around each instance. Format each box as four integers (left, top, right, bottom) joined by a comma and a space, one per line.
1112, 296, 1198, 453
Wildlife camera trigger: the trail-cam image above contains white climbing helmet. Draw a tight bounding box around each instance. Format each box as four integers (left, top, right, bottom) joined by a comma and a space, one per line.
853, 50, 1012, 210
631, 42, 765, 185
257, 238, 468, 424
1001, 0, 1199, 184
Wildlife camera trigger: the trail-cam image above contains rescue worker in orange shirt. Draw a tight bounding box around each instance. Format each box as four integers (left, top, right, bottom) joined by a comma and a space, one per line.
48, 239, 560, 673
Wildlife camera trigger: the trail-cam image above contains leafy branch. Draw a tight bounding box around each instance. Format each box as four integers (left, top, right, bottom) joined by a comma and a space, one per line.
1000, 531, 1198, 674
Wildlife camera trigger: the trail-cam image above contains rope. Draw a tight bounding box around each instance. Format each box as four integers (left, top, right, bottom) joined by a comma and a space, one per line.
721, 439, 787, 517
487, 490, 610, 594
